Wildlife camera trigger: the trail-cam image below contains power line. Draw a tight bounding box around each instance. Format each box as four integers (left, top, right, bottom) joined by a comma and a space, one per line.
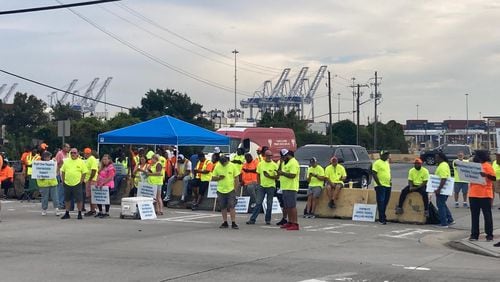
116, 2, 282, 73
0, 0, 120, 15
0, 68, 129, 110
100, 6, 274, 76
56, 1, 253, 97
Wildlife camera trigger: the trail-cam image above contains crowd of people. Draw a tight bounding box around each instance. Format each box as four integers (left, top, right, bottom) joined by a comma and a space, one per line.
1, 143, 500, 243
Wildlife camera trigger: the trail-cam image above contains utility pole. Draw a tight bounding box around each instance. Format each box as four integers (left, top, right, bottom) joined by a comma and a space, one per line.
337, 93, 341, 122
232, 49, 239, 122
328, 71, 333, 145
356, 84, 361, 145
416, 104, 419, 120
373, 71, 380, 151
465, 93, 469, 144
351, 77, 356, 122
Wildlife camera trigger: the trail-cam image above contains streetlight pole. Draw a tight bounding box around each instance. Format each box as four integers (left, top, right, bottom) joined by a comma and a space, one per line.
232, 49, 239, 122
465, 93, 469, 144
416, 104, 419, 120
328, 71, 332, 145
337, 93, 341, 122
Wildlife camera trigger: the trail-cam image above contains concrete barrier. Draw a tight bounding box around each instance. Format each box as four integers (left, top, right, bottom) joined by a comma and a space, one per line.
315, 187, 426, 224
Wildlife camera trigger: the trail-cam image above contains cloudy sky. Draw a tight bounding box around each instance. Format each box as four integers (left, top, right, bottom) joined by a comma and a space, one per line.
1, 0, 499, 124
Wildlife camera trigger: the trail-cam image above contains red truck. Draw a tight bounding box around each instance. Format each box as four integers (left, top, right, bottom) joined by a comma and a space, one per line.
215, 127, 296, 160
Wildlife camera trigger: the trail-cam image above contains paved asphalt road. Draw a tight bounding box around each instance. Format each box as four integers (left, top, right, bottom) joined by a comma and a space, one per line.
1, 163, 499, 282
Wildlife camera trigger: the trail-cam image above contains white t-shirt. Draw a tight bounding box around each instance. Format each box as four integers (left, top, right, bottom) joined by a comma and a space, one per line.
176, 160, 192, 177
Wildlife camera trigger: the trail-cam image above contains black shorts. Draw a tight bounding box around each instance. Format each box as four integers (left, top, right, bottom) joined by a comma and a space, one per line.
199, 181, 209, 196
217, 190, 236, 210
64, 183, 83, 202
282, 190, 297, 209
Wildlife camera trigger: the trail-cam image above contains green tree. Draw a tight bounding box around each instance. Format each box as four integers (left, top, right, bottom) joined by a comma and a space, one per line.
105, 112, 141, 131
3, 93, 49, 138
51, 102, 82, 121
258, 109, 307, 132
331, 120, 357, 145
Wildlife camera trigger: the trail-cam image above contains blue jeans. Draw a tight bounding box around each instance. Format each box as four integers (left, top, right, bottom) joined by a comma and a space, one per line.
39, 186, 58, 211
249, 186, 276, 223
166, 175, 192, 200
57, 176, 65, 208
375, 186, 391, 222
436, 194, 454, 226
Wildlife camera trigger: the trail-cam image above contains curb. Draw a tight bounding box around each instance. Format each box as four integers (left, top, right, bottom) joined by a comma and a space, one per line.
447, 240, 500, 258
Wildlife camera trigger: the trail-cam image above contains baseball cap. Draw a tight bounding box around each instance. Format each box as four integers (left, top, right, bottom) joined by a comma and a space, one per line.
214, 147, 221, 154
177, 154, 185, 160
40, 143, 48, 150
380, 150, 390, 155
414, 158, 423, 164
310, 157, 317, 163
280, 149, 289, 156
83, 148, 92, 154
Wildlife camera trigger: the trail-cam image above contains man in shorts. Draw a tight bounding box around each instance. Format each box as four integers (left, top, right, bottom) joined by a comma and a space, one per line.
60, 148, 88, 220
324, 157, 347, 208
191, 153, 214, 210
212, 156, 240, 229
277, 149, 300, 231
304, 158, 325, 218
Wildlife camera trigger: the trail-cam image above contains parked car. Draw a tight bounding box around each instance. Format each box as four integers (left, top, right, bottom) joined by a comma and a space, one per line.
419, 144, 472, 166
295, 144, 372, 194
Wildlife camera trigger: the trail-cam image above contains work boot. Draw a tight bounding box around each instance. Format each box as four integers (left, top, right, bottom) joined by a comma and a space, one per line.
61, 212, 70, 220
395, 207, 403, 215
231, 222, 239, 230
219, 221, 229, 229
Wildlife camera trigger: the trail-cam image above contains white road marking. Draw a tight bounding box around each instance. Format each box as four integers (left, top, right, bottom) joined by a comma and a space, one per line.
155, 213, 220, 224
381, 228, 442, 239
392, 263, 431, 271
298, 272, 359, 282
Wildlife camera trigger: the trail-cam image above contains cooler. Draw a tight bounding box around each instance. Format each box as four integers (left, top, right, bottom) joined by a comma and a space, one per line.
120, 197, 154, 219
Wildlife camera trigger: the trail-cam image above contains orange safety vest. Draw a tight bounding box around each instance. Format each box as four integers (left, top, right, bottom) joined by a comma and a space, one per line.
242, 159, 259, 185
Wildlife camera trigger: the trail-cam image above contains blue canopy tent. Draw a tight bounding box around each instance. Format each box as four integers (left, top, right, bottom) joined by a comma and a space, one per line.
97, 115, 229, 149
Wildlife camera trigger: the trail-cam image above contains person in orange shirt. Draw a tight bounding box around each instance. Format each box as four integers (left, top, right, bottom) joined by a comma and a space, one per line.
468, 150, 496, 242
0, 160, 14, 199
241, 153, 259, 208
20, 145, 31, 173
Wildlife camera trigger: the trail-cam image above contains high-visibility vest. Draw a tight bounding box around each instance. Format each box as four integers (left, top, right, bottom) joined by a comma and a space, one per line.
115, 157, 128, 169
26, 154, 41, 175
148, 161, 164, 185
196, 160, 213, 182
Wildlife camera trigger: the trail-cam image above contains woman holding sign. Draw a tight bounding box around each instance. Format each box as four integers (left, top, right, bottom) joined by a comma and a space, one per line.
36, 151, 60, 216
434, 152, 455, 228
95, 155, 115, 218
147, 154, 164, 215
468, 150, 496, 242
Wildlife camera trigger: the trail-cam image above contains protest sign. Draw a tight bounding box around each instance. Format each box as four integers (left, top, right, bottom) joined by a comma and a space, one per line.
426, 175, 454, 196
137, 182, 157, 199
454, 160, 486, 185
138, 200, 157, 220
31, 160, 56, 179
352, 203, 377, 222
91, 186, 110, 205
207, 181, 218, 198
262, 196, 282, 214
235, 196, 250, 213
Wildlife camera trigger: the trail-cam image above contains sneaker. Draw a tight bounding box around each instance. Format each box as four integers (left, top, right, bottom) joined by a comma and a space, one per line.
463, 202, 469, 208
395, 207, 403, 215
286, 223, 299, 231
246, 220, 255, 225
328, 200, 335, 209
95, 212, 103, 218
276, 218, 288, 226
486, 235, 494, 242
494, 242, 500, 247
435, 225, 448, 229
219, 222, 229, 229
265, 221, 271, 225
280, 222, 293, 229
103, 213, 110, 217
41, 210, 47, 216
163, 196, 170, 202
448, 221, 456, 226
309, 214, 316, 219
77, 213, 83, 220
303, 213, 309, 218
55, 208, 61, 216
84, 210, 96, 217
231, 222, 239, 230
61, 212, 70, 220
468, 237, 478, 241
424, 210, 429, 217
379, 221, 387, 225
454, 202, 459, 208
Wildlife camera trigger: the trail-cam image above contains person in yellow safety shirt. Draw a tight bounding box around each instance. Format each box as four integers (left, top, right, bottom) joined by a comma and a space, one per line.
453, 152, 470, 208
147, 154, 164, 216
434, 152, 454, 228
304, 158, 325, 218
372, 150, 392, 225
83, 148, 98, 217
191, 152, 214, 210
277, 149, 300, 231
23, 146, 41, 197
395, 158, 430, 216
230, 147, 245, 173
324, 156, 347, 209
60, 148, 88, 220
212, 156, 241, 229
247, 150, 279, 225
36, 151, 60, 216
492, 151, 500, 207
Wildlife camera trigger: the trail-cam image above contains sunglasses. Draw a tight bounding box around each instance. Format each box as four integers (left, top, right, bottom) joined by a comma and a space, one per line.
70, 152, 78, 154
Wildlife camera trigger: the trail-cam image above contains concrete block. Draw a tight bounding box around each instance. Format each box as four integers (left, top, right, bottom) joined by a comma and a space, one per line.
386, 191, 426, 224
315, 188, 374, 218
